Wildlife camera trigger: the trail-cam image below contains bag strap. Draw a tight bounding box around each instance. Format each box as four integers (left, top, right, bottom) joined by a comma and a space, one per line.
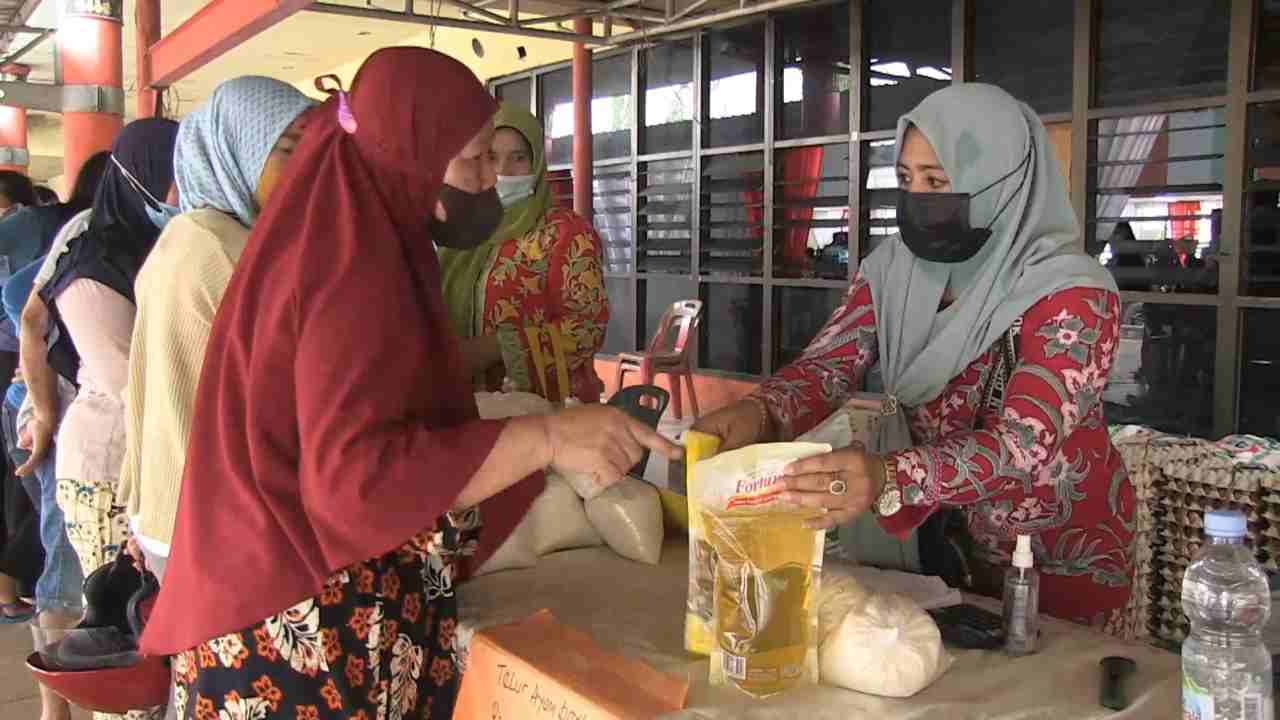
921, 320, 1023, 594
978, 319, 1023, 422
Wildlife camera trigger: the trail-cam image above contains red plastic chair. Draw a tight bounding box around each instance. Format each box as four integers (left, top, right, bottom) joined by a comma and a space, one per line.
613, 299, 703, 420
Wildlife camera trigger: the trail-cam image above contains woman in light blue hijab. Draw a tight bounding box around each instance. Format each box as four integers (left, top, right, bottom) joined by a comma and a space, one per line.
694, 84, 1136, 636
117, 76, 314, 584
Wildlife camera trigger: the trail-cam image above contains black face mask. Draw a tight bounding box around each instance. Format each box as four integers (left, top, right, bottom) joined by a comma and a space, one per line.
428, 184, 504, 250
897, 147, 1032, 264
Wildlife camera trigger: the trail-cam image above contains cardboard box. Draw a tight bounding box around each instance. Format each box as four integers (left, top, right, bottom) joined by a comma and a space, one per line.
454, 609, 689, 720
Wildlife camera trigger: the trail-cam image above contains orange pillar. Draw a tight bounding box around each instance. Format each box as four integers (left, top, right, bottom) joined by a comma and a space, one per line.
135, 0, 160, 118
0, 64, 31, 175
572, 17, 592, 218
58, 0, 123, 187
0, 103, 28, 175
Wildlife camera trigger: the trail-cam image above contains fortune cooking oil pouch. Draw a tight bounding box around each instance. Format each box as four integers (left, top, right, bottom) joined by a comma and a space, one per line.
687, 442, 830, 699
682, 431, 722, 657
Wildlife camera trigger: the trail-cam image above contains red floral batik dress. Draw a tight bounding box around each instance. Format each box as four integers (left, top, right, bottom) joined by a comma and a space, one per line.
478, 207, 609, 404
756, 271, 1137, 637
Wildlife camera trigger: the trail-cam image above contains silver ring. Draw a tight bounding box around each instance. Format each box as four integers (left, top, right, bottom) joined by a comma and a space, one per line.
828, 477, 848, 496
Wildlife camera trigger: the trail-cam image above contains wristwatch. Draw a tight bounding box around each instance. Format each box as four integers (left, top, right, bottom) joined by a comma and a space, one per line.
873, 456, 903, 517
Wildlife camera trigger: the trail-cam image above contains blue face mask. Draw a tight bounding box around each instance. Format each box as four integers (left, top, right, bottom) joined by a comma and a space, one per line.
144, 201, 180, 229
110, 154, 178, 230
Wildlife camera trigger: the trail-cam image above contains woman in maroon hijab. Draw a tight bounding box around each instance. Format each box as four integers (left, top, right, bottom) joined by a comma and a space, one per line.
141, 48, 676, 720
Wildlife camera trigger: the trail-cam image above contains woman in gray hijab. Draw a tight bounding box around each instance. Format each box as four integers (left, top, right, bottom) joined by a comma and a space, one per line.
693, 84, 1135, 636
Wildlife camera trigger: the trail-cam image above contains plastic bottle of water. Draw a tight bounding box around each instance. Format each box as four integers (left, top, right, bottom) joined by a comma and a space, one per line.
1182, 509, 1274, 720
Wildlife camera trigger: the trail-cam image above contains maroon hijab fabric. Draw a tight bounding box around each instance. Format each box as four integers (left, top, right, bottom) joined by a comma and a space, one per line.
142, 47, 544, 655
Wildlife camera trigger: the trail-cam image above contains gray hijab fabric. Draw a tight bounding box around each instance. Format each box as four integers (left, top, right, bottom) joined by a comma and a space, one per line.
862, 83, 1117, 455
841, 84, 1116, 571
175, 76, 314, 227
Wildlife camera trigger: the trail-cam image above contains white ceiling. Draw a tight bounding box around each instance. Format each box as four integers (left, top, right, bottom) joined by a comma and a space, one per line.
22, 0, 585, 181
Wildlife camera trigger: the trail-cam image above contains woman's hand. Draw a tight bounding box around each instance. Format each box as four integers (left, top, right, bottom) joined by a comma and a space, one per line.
457, 334, 502, 377
777, 447, 888, 530
126, 536, 148, 573
15, 415, 53, 477
545, 405, 682, 490
689, 398, 770, 452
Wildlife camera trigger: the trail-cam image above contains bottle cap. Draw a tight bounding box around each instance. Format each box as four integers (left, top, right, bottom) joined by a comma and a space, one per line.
1204, 509, 1247, 538
1013, 534, 1034, 569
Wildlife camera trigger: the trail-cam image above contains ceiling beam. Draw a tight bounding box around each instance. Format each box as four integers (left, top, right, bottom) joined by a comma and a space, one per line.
0, 29, 51, 65
0, 25, 52, 35
306, 2, 606, 44
0, 0, 46, 64
146, 0, 315, 88
608, 0, 810, 43
0, 81, 125, 114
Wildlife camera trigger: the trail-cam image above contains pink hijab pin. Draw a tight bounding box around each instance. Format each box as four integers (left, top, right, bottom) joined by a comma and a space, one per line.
315, 74, 358, 134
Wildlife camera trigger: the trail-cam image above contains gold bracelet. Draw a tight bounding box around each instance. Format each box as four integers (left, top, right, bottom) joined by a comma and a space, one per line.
882, 454, 896, 486
743, 395, 771, 443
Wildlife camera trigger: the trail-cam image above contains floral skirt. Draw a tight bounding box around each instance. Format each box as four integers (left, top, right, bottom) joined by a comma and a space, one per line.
174, 513, 479, 720
56, 477, 130, 583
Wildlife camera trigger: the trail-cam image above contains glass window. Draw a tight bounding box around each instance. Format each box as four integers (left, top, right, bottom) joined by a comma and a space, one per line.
643, 40, 695, 155
701, 283, 763, 374
773, 287, 845, 368
861, 139, 898, 259
642, 276, 699, 345
1245, 102, 1280, 297
971, 0, 1072, 115
1239, 309, 1280, 437
1104, 302, 1215, 438
495, 78, 532, 113
540, 67, 573, 166
1094, 0, 1229, 108
706, 23, 766, 147
1088, 107, 1225, 294
1256, 0, 1280, 91
547, 168, 573, 211
592, 53, 634, 160
864, 0, 951, 132
603, 278, 636, 355
594, 165, 633, 273
637, 157, 695, 274
701, 152, 764, 277
541, 57, 634, 164
776, 2, 851, 140
774, 143, 849, 280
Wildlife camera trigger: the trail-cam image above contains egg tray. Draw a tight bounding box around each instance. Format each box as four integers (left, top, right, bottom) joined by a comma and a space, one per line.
1113, 432, 1280, 645
1250, 467, 1280, 492
1129, 533, 1164, 641
1149, 618, 1190, 644
1155, 486, 1262, 514
1147, 437, 1236, 485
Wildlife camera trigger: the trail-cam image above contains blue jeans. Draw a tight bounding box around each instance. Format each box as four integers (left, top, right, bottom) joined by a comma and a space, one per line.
34, 455, 82, 614
3, 402, 82, 614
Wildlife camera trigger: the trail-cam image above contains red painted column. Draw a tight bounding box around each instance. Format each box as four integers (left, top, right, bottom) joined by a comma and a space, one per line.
135, 0, 161, 118
0, 105, 28, 174
572, 17, 592, 218
0, 63, 30, 175
58, 0, 123, 187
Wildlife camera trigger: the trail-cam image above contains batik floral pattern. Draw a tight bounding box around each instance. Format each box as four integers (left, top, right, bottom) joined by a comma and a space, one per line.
480, 207, 609, 403
174, 513, 479, 719
757, 277, 1136, 636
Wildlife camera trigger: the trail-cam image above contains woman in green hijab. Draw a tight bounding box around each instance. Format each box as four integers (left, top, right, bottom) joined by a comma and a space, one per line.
693, 84, 1136, 637
440, 103, 608, 403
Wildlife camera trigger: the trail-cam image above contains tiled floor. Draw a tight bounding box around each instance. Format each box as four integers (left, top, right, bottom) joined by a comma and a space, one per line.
0, 621, 90, 718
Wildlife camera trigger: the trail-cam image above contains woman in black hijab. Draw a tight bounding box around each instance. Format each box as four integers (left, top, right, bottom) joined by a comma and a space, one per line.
16, 120, 178, 648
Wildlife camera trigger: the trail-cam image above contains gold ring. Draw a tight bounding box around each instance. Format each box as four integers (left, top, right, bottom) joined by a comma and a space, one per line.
828, 475, 848, 496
